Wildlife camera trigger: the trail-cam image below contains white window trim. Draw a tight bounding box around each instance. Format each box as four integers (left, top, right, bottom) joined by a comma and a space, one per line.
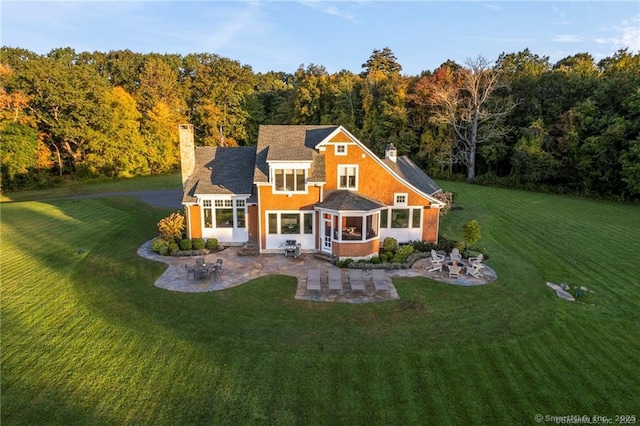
271, 168, 308, 194
266, 211, 315, 235
394, 193, 408, 206
201, 197, 248, 229
337, 164, 359, 190
335, 144, 347, 156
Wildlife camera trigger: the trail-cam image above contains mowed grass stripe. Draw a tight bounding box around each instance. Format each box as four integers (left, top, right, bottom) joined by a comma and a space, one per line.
3, 187, 640, 424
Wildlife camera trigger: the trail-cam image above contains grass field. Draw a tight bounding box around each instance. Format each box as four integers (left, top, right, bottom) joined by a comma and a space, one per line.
0, 173, 181, 203
2, 182, 639, 425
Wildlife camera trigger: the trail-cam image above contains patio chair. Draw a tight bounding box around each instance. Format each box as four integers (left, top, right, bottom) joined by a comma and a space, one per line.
449, 263, 461, 279
427, 249, 445, 272
469, 253, 483, 266
431, 249, 445, 262
372, 269, 389, 292
184, 264, 196, 280
328, 269, 343, 291
307, 269, 321, 292
450, 248, 462, 262
215, 259, 223, 278
466, 262, 483, 279
349, 269, 366, 292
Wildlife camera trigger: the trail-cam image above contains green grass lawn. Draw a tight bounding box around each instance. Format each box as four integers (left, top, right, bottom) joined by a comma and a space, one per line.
2, 183, 639, 425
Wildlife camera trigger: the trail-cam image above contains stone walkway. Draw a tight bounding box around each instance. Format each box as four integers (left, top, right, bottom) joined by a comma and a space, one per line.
137, 241, 496, 304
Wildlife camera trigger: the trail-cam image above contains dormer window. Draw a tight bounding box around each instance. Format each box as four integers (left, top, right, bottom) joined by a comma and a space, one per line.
274, 169, 306, 192
335, 144, 347, 156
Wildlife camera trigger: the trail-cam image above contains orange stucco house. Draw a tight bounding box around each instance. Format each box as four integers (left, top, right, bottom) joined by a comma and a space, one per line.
180, 124, 443, 260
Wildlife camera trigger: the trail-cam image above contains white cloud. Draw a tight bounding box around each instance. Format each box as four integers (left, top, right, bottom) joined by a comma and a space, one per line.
590, 15, 640, 53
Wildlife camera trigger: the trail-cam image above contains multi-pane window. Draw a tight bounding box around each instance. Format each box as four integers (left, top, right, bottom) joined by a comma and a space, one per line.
203, 199, 246, 229
338, 165, 358, 189
335, 144, 347, 155
340, 213, 379, 241
395, 193, 407, 205
267, 212, 315, 235
236, 200, 246, 228
203, 200, 213, 228
274, 169, 306, 192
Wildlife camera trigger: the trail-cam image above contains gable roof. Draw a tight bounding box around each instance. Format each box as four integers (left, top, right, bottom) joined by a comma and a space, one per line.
254, 125, 337, 183
183, 146, 256, 203
316, 190, 385, 211
258, 125, 337, 162
382, 156, 441, 195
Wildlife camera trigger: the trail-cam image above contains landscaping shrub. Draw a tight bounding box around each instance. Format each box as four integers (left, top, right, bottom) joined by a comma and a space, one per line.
411, 240, 435, 253
461, 219, 481, 250
343, 258, 354, 267
157, 212, 185, 243
206, 238, 218, 251
369, 256, 381, 264
179, 239, 192, 250
379, 253, 388, 263
382, 237, 398, 253
151, 237, 169, 253
168, 242, 179, 254
393, 244, 415, 263
192, 238, 205, 250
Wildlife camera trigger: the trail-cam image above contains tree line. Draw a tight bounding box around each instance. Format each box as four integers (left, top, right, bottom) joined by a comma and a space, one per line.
1, 46, 638, 200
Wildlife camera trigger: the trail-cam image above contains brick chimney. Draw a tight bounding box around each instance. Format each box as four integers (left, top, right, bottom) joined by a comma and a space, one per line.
179, 124, 195, 188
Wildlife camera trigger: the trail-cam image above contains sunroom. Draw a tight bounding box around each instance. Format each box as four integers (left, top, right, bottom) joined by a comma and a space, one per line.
316, 190, 385, 260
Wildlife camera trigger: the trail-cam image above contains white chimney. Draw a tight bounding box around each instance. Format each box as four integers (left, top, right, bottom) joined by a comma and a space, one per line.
385, 143, 397, 162
179, 124, 195, 188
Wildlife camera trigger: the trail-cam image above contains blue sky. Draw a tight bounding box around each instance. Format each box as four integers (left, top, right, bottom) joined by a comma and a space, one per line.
2, 1, 639, 75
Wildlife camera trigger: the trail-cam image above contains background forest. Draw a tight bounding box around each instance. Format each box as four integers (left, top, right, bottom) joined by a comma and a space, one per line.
1, 46, 639, 200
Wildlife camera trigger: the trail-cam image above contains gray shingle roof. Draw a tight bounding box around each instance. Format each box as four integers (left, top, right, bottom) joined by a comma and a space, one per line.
254, 125, 335, 182
316, 190, 385, 211
256, 125, 337, 162
382, 156, 441, 195
183, 146, 256, 203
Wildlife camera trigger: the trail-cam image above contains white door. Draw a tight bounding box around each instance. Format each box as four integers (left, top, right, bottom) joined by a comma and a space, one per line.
323, 217, 332, 252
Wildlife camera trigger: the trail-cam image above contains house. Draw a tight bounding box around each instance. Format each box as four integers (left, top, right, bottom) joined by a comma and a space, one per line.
180, 124, 444, 260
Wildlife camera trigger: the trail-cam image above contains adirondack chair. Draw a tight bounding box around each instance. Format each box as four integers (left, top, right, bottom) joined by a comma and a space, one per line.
427, 249, 445, 272
449, 262, 462, 278
469, 253, 483, 267
450, 248, 462, 262
466, 262, 484, 278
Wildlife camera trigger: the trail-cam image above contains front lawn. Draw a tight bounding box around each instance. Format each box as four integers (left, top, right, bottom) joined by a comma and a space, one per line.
2, 185, 639, 425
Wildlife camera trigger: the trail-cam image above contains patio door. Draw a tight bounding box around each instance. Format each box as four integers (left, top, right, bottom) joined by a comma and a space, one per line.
323, 215, 332, 252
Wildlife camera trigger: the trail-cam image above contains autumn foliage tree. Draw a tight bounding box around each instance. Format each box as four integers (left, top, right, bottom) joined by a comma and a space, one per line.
428, 56, 516, 180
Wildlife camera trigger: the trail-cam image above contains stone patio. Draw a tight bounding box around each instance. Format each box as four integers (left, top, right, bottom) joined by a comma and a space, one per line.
137, 241, 496, 303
